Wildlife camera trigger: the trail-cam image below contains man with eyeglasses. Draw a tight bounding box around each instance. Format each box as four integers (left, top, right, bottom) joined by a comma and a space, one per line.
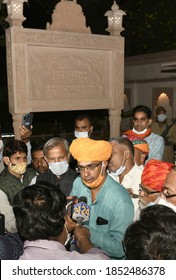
136, 159, 173, 219
156, 166, 176, 212
68, 138, 134, 259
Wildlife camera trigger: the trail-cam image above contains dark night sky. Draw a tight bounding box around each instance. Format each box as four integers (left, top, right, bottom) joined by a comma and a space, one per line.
22, 0, 176, 56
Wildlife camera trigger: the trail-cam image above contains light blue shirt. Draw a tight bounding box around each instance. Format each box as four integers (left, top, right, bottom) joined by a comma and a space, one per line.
70, 174, 134, 259
145, 132, 164, 161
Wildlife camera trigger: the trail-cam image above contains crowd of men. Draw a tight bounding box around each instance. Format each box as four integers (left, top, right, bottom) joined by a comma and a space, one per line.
0, 106, 176, 260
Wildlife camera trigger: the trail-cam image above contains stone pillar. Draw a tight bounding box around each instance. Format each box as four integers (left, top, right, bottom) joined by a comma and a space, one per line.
109, 108, 122, 138
12, 113, 23, 139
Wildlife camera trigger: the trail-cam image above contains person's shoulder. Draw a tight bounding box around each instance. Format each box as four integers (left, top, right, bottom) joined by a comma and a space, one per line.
0, 168, 6, 179
0, 168, 10, 182
67, 167, 77, 176
73, 175, 82, 184
37, 169, 54, 180
0, 189, 8, 197
148, 132, 164, 141
0, 233, 23, 260
106, 175, 129, 194
105, 176, 133, 205
26, 167, 37, 176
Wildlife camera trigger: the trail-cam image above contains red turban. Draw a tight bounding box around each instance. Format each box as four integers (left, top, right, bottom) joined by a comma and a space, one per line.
142, 159, 174, 191
69, 138, 112, 162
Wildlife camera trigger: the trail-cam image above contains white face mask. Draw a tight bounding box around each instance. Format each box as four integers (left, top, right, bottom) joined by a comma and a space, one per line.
158, 114, 167, 122
155, 197, 176, 212
49, 161, 69, 176
110, 152, 126, 177
74, 131, 89, 138
132, 128, 148, 135
110, 165, 126, 177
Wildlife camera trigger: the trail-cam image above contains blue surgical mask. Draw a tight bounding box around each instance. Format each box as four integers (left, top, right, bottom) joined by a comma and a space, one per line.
49, 161, 69, 176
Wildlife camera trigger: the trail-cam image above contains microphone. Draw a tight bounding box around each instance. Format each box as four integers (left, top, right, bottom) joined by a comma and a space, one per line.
65, 196, 78, 250
69, 197, 90, 252
72, 196, 90, 226
66, 196, 78, 218
0, 213, 5, 235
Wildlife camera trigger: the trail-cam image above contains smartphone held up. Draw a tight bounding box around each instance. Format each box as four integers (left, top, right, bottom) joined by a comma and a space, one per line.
22, 113, 33, 129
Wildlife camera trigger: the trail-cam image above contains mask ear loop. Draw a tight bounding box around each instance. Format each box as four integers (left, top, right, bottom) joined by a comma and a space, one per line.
121, 151, 127, 167
101, 161, 106, 176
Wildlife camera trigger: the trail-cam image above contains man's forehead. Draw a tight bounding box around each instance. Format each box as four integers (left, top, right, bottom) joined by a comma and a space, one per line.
75, 118, 90, 125
48, 144, 66, 152
33, 150, 44, 156
134, 112, 148, 118
10, 151, 27, 158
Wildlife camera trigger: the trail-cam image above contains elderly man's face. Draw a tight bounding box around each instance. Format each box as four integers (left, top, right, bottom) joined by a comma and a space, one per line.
161, 170, 176, 206
139, 184, 161, 206
77, 161, 102, 182
45, 144, 68, 163
108, 142, 125, 172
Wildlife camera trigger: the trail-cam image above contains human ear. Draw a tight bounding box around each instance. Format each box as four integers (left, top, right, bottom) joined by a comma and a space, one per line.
148, 119, 152, 126
124, 150, 130, 159
3, 156, 10, 166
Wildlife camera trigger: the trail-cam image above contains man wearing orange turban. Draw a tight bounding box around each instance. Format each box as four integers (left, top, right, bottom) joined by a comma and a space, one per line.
69, 138, 134, 259
136, 159, 174, 219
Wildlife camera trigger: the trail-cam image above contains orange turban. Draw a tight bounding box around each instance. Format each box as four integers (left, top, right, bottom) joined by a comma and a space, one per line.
69, 138, 112, 162
142, 159, 173, 191
132, 138, 149, 154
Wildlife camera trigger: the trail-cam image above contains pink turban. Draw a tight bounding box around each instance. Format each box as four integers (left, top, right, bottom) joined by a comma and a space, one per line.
69, 138, 112, 162
142, 159, 174, 191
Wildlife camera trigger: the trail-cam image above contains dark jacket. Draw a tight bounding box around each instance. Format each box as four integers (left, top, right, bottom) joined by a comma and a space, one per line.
0, 167, 36, 205
36, 168, 77, 197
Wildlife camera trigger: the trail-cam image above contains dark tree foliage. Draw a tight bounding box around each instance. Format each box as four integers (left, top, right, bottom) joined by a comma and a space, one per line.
1, 0, 176, 55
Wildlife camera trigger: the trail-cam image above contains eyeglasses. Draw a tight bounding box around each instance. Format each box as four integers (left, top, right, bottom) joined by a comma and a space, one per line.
76, 162, 101, 173
161, 187, 176, 199
139, 184, 161, 195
